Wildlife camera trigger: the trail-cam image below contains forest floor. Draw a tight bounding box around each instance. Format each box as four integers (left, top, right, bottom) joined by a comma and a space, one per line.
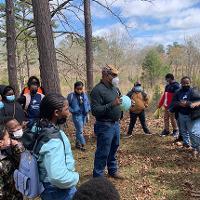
68, 114, 200, 200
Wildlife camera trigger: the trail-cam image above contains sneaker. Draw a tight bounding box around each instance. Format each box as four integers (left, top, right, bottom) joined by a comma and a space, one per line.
80, 145, 86, 152
76, 143, 86, 152
172, 130, 179, 138
175, 141, 182, 146
75, 142, 81, 149
160, 130, 170, 137
109, 172, 125, 180
174, 136, 183, 143
182, 144, 191, 149
123, 134, 133, 139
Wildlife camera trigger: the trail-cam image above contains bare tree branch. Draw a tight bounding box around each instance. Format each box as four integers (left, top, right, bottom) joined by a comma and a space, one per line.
51, 0, 72, 18
92, 0, 129, 29
54, 30, 83, 38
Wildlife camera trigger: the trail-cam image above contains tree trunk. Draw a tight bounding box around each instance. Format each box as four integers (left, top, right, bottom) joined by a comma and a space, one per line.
25, 40, 30, 78
32, 0, 61, 93
16, 48, 24, 91
6, 0, 19, 96
21, 3, 30, 79
84, 0, 94, 92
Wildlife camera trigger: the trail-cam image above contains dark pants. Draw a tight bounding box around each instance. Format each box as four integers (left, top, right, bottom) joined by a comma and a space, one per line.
41, 183, 76, 200
93, 121, 120, 177
127, 111, 149, 135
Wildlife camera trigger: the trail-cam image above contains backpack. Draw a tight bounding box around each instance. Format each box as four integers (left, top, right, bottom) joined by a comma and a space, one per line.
13, 124, 64, 198
127, 90, 147, 100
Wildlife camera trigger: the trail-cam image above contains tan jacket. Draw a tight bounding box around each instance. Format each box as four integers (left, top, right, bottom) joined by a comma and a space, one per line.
130, 92, 149, 114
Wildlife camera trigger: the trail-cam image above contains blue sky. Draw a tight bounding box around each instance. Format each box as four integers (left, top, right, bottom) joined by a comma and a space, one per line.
90, 0, 200, 47
1, 0, 200, 47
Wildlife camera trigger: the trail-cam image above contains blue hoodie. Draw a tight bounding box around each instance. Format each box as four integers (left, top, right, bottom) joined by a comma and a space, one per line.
37, 130, 79, 189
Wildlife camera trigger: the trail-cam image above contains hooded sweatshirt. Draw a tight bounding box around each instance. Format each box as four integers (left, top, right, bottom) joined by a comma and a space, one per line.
159, 81, 180, 109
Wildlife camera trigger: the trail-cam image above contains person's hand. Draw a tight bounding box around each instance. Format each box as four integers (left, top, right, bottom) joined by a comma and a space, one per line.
22, 121, 28, 129
179, 100, 188, 107
112, 96, 121, 106
11, 139, 20, 146
190, 101, 200, 108
0, 138, 11, 149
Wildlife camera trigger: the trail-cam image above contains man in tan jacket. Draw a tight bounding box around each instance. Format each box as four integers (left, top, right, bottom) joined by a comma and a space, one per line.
124, 81, 151, 138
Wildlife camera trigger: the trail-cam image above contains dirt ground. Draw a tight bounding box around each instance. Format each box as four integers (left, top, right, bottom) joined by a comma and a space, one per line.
70, 114, 200, 200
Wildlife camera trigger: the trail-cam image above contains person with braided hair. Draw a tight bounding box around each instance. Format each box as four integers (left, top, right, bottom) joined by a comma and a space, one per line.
32, 93, 79, 200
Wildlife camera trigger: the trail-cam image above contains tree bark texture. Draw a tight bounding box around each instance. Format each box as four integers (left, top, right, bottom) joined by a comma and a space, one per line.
32, 0, 61, 93
84, 0, 94, 92
6, 0, 19, 95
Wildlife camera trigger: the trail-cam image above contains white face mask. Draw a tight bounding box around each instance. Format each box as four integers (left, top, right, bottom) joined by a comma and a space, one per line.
112, 77, 119, 88
13, 129, 23, 139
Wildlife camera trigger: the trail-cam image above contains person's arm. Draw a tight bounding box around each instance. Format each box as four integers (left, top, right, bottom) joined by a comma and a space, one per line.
145, 96, 149, 108
11, 140, 25, 162
189, 89, 200, 106
85, 94, 91, 112
126, 90, 133, 98
169, 94, 177, 113
41, 139, 79, 189
67, 94, 75, 113
90, 88, 115, 117
169, 91, 182, 112
158, 93, 165, 108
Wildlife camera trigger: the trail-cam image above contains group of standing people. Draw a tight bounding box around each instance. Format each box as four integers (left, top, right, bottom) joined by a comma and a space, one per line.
0, 66, 200, 200
158, 74, 200, 156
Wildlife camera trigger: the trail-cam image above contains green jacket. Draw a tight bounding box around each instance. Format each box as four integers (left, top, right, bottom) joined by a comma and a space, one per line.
90, 81, 121, 122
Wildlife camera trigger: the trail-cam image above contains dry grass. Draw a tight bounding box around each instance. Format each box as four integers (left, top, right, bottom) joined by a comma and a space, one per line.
70, 114, 200, 200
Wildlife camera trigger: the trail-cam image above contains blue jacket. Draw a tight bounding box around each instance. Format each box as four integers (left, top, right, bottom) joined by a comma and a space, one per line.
67, 92, 91, 115
37, 130, 79, 189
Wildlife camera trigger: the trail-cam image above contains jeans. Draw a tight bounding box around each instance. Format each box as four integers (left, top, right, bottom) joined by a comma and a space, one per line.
191, 118, 200, 151
178, 113, 192, 146
127, 111, 149, 134
41, 183, 76, 200
93, 121, 120, 177
72, 114, 86, 145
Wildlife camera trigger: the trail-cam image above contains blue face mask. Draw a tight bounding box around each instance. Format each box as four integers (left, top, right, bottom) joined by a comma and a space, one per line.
0, 101, 4, 109
134, 86, 143, 92
6, 95, 15, 102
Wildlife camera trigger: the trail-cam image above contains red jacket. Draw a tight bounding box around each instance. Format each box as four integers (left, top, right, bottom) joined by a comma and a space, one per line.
159, 82, 180, 109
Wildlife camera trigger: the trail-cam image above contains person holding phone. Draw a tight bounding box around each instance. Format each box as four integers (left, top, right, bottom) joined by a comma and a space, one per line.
91, 64, 123, 179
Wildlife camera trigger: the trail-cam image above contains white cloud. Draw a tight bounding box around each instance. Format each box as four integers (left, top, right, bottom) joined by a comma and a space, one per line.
102, 0, 199, 19
135, 27, 200, 47
93, 23, 127, 36
52, 0, 200, 46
